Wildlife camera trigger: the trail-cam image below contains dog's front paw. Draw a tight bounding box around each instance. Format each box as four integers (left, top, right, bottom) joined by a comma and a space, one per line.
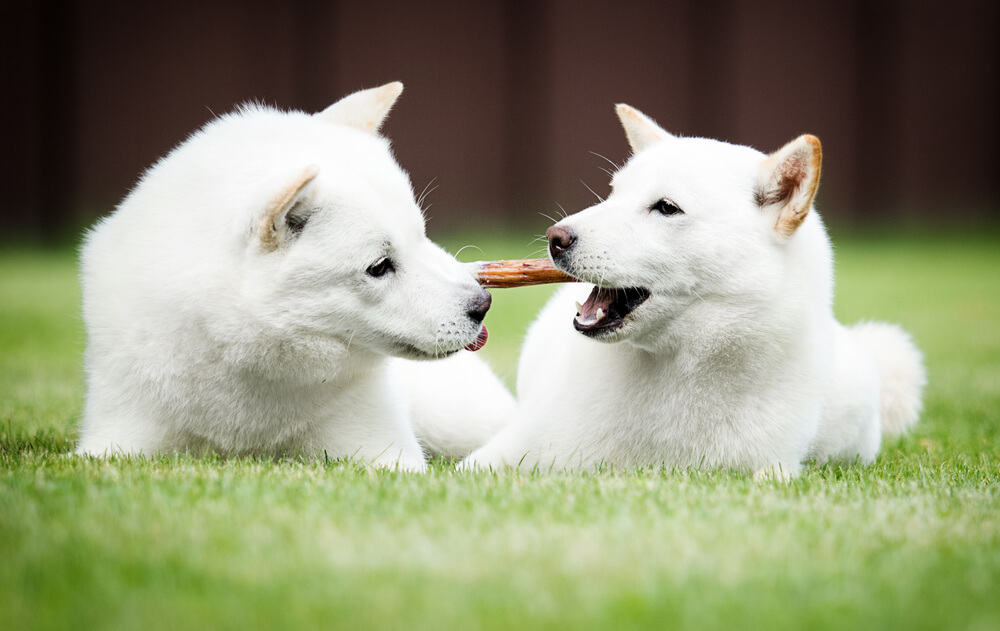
370, 452, 428, 473
455, 453, 482, 472
458, 444, 529, 472
457, 448, 508, 472
752, 463, 795, 483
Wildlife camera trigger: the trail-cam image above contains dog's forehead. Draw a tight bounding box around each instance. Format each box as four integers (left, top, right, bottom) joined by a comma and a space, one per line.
306, 156, 425, 241
219, 108, 413, 186
248, 111, 421, 221
614, 137, 764, 188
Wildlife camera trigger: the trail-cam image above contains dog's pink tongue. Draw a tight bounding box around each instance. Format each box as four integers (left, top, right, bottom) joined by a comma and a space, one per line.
465, 325, 488, 352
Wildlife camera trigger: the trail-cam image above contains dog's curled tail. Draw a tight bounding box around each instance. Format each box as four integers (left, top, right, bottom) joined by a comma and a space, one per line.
851, 322, 926, 436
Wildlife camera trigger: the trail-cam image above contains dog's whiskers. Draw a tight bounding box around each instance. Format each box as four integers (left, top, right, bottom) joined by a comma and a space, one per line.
529, 232, 550, 259
581, 180, 605, 203
454, 244, 484, 260
589, 150, 621, 172
528, 235, 549, 250
416, 177, 438, 210
538, 211, 561, 225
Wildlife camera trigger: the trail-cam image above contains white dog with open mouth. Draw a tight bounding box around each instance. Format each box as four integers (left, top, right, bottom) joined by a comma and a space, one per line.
77, 83, 511, 469
464, 104, 925, 479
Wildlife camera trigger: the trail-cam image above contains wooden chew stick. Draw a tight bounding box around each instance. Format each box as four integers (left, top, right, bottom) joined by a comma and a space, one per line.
473, 258, 576, 288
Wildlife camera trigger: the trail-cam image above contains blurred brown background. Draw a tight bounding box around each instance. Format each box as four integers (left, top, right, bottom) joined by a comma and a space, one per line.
3, 0, 998, 241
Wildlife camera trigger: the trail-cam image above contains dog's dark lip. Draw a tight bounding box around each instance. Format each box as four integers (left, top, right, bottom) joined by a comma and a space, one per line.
396, 342, 461, 360
573, 286, 651, 336
393, 332, 485, 360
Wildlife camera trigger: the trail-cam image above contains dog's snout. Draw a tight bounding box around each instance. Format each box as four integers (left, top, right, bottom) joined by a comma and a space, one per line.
546, 225, 576, 260
467, 290, 492, 323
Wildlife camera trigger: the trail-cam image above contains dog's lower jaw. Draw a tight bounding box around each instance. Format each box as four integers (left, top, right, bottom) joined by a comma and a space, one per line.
393, 336, 480, 361
396, 345, 460, 361
574, 319, 635, 343
377, 325, 486, 361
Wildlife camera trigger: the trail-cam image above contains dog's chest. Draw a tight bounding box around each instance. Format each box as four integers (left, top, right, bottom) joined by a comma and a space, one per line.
572, 359, 780, 466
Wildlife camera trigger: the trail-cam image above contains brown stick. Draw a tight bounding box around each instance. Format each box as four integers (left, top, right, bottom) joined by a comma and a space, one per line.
472, 259, 577, 288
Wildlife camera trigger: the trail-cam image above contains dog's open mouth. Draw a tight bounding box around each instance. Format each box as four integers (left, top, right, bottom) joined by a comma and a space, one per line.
573, 286, 651, 335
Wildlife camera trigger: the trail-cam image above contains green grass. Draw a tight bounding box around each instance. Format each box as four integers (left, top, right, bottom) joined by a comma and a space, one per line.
2, 234, 999, 631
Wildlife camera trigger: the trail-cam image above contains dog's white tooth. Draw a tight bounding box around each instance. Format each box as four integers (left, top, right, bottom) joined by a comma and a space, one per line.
575, 301, 583, 315
595, 308, 605, 321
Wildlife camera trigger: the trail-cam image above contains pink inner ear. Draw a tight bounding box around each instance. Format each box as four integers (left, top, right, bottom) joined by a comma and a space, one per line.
775, 152, 810, 203
774, 149, 820, 236
755, 148, 815, 208
756, 135, 822, 237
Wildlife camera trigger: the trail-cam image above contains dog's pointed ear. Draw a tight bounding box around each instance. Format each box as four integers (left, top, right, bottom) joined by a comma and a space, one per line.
616, 104, 673, 154
315, 82, 403, 134
756, 135, 822, 238
257, 165, 319, 251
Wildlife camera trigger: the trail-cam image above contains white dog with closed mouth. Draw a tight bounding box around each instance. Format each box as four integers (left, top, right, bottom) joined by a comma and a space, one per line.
464, 104, 925, 479
77, 82, 512, 469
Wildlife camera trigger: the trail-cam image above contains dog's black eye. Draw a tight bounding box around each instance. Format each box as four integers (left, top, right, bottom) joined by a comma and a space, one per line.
651, 199, 684, 216
366, 257, 395, 278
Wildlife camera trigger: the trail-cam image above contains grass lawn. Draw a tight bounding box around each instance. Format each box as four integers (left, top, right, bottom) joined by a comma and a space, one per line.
1, 232, 998, 630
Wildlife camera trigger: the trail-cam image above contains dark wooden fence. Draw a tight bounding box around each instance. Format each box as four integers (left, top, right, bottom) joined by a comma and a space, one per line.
3, 0, 998, 240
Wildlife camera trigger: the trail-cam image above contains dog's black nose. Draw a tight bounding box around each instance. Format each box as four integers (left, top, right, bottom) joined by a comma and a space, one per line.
546, 225, 576, 260
467, 290, 492, 323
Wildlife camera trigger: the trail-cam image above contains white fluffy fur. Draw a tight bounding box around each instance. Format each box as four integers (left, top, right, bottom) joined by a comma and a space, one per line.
464, 105, 925, 478
78, 83, 513, 469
